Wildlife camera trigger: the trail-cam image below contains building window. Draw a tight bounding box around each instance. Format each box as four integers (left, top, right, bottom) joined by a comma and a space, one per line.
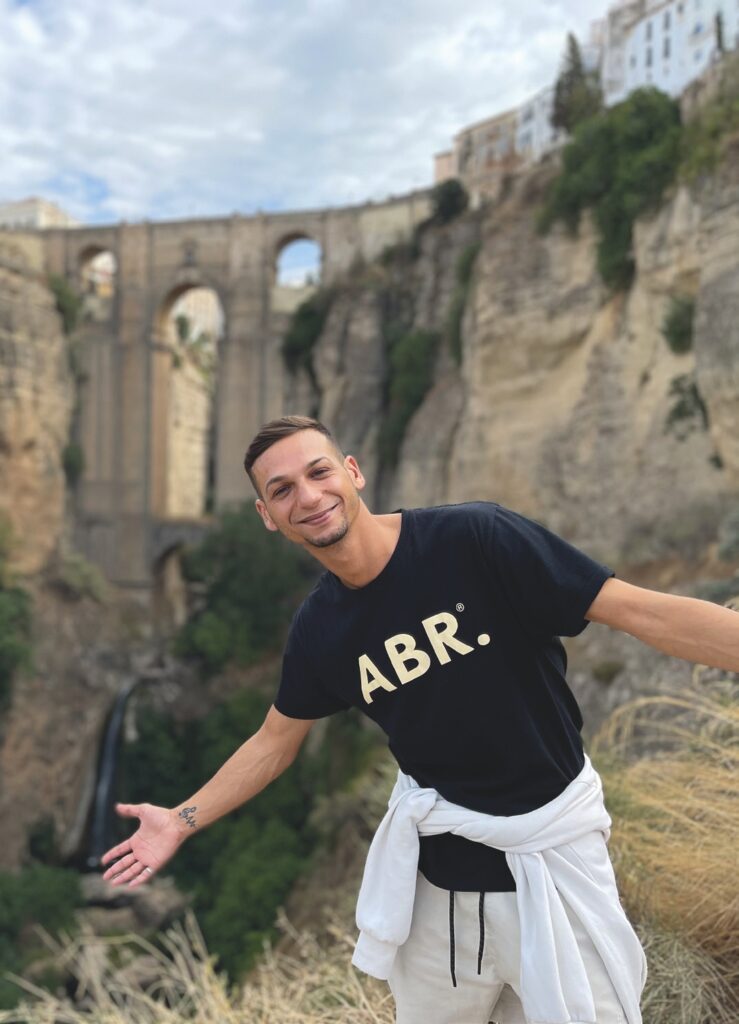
677, 3, 684, 13
630, 54, 637, 67
664, 11, 671, 29
646, 20, 653, 40
646, 46, 653, 67
664, 37, 671, 58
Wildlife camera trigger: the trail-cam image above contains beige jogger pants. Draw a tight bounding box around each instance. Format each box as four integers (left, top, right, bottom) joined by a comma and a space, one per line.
387, 872, 629, 1024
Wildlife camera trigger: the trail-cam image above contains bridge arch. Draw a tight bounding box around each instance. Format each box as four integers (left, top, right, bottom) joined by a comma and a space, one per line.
78, 244, 117, 321
272, 233, 322, 314
149, 280, 225, 521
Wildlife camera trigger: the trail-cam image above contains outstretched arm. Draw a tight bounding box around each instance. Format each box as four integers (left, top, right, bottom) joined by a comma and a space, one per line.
586, 577, 739, 672
100, 705, 315, 888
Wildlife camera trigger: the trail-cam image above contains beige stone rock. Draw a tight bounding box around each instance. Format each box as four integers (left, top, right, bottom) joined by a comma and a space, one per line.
0, 232, 73, 573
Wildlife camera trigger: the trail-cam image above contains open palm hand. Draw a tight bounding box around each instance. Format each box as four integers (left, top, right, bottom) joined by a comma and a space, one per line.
100, 802, 186, 888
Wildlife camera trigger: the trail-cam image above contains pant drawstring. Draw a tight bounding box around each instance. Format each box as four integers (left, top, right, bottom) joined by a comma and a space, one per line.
449, 890, 457, 987
477, 891, 485, 974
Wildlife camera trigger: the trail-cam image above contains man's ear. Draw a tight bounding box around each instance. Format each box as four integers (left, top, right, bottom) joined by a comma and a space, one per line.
255, 498, 279, 532
343, 454, 366, 491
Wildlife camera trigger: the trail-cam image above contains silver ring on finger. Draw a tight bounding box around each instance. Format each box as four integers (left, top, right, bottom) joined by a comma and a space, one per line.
144, 866, 153, 874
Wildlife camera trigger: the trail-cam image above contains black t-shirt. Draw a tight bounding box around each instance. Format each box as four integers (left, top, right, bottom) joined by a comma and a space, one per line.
275, 502, 614, 892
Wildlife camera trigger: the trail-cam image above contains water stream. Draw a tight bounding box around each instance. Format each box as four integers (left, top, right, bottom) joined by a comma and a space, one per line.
86, 679, 139, 867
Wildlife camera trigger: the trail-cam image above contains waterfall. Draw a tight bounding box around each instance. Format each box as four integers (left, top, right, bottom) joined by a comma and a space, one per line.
86, 679, 139, 868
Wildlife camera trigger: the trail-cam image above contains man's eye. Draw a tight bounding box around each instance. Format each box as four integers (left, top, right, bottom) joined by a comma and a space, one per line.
273, 485, 289, 498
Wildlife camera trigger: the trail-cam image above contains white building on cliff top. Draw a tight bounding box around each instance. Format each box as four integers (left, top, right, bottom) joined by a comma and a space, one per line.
435, 0, 739, 202
604, 0, 739, 105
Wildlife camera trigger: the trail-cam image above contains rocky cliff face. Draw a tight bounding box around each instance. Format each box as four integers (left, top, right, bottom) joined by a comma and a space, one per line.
296, 156, 739, 571
0, 232, 73, 573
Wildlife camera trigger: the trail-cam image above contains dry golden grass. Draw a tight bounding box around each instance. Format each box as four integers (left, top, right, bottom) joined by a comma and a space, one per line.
0, 912, 394, 1024
592, 671, 738, 973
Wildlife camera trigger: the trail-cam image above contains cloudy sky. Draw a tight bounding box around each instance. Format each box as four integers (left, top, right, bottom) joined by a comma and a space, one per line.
2, 0, 611, 227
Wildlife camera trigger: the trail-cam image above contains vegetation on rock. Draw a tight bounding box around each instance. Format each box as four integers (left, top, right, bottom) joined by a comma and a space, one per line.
0, 516, 32, 709
282, 288, 335, 385
48, 274, 83, 336
446, 241, 481, 365
62, 442, 85, 488
680, 50, 739, 182
539, 87, 682, 289
664, 373, 709, 440
377, 328, 441, 468
49, 552, 108, 603
428, 178, 469, 224
661, 295, 695, 354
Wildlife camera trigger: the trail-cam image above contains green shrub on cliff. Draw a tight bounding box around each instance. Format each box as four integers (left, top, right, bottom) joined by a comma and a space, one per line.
48, 274, 83, 336
175, 506, 313, 675
680, 51, 739, 181
447, 242, 481, 365
539, 88, 682, 289
378, 328, 441, 467
0, 518, 32, 709
0, 865, 81, 1009
661, 295, 695, 354
429, 179, 469, 224
282, 288, 334, 382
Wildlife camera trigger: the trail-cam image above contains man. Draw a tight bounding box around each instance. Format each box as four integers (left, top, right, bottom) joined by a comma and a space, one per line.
102, 415, 739, 1024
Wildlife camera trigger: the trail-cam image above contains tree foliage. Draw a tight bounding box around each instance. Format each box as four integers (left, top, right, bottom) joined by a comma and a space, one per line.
540, 87, 682, 289
429, 179, 469, 224
0, 865, 81, 1008
175, 507, 315, 675
119, 689, 378, 980
551, 32, 602, 135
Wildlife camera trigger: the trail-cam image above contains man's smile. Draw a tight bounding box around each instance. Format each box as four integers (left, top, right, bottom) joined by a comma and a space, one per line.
298, 501, 340, 525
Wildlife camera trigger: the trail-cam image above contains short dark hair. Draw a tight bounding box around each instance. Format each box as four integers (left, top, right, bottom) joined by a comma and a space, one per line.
243, 415, 341, 496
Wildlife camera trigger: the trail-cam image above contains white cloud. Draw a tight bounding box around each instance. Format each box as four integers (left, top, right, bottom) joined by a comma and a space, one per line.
0, 0, 612, 223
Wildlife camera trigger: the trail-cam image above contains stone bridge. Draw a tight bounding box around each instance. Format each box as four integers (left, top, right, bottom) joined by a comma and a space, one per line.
41, 192, 430, 590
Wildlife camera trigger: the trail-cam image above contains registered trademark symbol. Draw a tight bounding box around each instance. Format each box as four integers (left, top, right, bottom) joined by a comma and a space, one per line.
456, 603, 464, 612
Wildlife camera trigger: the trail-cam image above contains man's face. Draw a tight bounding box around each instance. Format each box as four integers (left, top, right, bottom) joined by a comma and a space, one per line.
252, 430, 365, 550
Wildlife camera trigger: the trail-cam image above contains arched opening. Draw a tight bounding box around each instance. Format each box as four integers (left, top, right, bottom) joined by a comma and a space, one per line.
272, 235, 322, 314
151, 544, 189, 634
78, 246, 116, 321
150, 284, 225, 520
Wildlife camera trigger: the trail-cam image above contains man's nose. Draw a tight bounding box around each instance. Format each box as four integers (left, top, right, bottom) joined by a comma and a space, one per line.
296, 477, 322, 506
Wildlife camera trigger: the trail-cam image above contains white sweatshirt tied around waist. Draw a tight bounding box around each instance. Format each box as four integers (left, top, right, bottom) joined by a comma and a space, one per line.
352, 755, 647, 1024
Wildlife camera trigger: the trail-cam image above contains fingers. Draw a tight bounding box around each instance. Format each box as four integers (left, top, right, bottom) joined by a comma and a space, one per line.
107, 860, 153, 888
100, 839, 132, 866
102, 852, 135, 881
127, 865, 155, 890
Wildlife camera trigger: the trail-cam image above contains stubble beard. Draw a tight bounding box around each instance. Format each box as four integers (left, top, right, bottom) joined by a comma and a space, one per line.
305, 515, 350, 549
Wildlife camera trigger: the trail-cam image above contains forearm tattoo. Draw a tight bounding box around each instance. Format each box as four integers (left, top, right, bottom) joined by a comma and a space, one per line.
178, 805, 198, 829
